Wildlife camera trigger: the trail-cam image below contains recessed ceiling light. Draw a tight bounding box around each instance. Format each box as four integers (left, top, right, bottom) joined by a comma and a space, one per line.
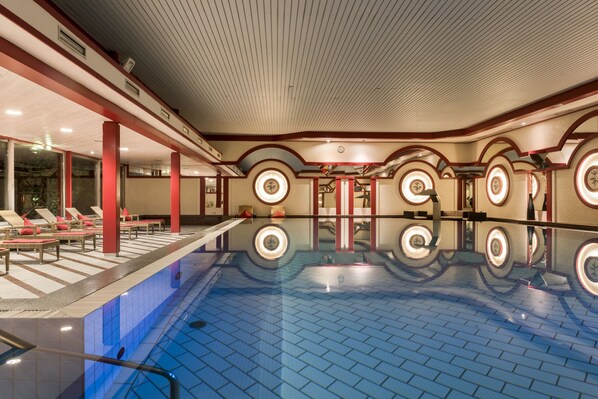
326, 140, 331, 143
90, 151, 95, 155
60, 128, 73, 133
6, 359, 21, 365
60, 326, 73, 332
521, 122, 526, 126
119, 147, 129, 151
193, 171, 199, 174
5, 109, 22, 116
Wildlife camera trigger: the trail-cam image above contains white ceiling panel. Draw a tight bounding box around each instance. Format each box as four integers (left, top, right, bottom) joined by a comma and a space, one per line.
49, 0, 598, 135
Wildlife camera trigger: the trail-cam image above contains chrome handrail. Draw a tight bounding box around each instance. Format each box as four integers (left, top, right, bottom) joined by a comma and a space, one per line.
0, 329, 179, 399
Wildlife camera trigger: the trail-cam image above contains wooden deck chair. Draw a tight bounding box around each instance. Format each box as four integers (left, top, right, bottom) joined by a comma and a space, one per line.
238, 205, 254, 218
0, 210, 54, 238
270, 206, 286, 218
65, 207, 102, 227
35, 208, 82, 230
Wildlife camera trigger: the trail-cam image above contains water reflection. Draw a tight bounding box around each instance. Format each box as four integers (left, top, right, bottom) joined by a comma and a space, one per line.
221, 218, 598, 301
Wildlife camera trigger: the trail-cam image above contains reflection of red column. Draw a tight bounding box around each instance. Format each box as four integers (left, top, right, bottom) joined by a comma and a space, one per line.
545, 229, 552, 272
348, 218, 354, 252
546, 171, 553, 222
370, 177, 377, 215
64, 151, 72, 214
170, 152, 181, 234
336, 178, 342, 215
312, 218, 319, 250
370, 218, 377, 251
102, 122, 120, 254
199, 177, 205, 216
313, 177, 319, 216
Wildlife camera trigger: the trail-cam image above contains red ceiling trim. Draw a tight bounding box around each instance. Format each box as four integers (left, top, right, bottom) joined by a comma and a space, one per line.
0, 6, 215, 164
30, 0, 209, 143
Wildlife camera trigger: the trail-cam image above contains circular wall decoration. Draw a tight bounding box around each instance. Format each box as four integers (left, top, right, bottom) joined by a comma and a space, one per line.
254, 225, 289, 260
399, 169, 434, 205
399, 224, 433, 260
486, 165, 510, 206
575, 150, 598, 208
531, 173, 540, 199
485, 227, 511, 270
253, 169, 290, 204
575, 240, 598, 296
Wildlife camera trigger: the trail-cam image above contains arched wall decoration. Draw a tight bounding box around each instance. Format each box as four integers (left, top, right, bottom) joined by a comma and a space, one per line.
575, 240, 598, 296
253, 169, 290, 204
254, 225, 289, 261
485, 227, 512, 277
486, 165, 510, 206
574, 149, 598, 208
531, 173, 540, 199
399, 169, 434, 205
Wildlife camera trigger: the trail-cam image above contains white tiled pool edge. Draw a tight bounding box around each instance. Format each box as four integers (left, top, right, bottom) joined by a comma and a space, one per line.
57, 219, 245, 318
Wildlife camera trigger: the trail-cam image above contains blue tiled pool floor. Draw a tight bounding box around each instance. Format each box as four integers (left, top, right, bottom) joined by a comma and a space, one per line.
123, 265, 598, 399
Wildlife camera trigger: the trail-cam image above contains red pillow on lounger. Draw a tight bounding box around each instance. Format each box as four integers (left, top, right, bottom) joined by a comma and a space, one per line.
77, 214, 95, 226
55, 216, 69, 230
20, 217, 42, 235
122, 208, 132, 221
240, 210, 253, 218
271, 211, 285, 218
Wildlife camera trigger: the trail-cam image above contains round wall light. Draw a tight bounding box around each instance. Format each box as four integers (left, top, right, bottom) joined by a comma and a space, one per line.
253, 169, 290, 204
574, 150, 598, 208
486, 165, 510, 206
399, 169, 434, 205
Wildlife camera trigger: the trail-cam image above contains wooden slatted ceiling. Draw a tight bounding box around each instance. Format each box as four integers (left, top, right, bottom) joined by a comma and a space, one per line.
52, 0, 598, 136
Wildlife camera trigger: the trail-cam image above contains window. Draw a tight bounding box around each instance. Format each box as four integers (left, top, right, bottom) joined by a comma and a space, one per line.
14, 143, 61, 216
73, 156, 97, 214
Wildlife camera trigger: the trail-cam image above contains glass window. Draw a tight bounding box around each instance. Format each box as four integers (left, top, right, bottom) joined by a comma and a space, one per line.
0, 141, 7, 210
73, 156, 97, 214
14, 143, 61, 216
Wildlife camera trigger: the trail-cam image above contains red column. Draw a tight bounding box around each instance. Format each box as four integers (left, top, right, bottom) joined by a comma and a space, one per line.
348, 177, 354, 216
336, 177, 342, 215
546, 171, 552, 222
170, 152, 181, 234
64, 151, 72, 215
370, 177, 377, 215
313, 177, 319, 216
216, 173, 222, 207
222, 177, 229, 216
199, 177, 206, 216
102, 122, 120, 255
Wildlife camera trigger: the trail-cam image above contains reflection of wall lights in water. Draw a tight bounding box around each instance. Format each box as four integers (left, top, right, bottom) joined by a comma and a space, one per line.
401, 225, 432, 259
486, 228, 509, 267
254, 226, 288, 260
575, 242, 598, 296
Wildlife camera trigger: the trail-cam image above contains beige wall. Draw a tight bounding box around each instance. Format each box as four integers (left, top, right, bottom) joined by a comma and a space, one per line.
476, 156, 527, 220
125, 177, 200, 214
378, 161, 456, 215
554, 138, 598, 225
228, 161, 312, 216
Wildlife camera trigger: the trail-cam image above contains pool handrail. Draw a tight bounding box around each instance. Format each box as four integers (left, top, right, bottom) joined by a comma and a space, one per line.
0, 328, 179, 399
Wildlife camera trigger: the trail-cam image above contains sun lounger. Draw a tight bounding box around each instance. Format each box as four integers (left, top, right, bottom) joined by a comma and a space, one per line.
0, 239, 60, 264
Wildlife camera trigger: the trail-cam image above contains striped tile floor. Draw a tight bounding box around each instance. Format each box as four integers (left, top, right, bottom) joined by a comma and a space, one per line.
0, 227, 208, 300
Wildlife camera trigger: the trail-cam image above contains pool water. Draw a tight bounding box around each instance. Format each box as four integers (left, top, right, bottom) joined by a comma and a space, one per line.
110, 218, 598, 399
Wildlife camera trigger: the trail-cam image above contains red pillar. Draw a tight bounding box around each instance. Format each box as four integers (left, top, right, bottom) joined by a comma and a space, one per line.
102, 122, 120, 255
370, 177, 377, 215
336, 177, 342, 216
348, 177, 354, 216
313, 177, 319, 216
170, 152, 181, 234
222, 177, 229, 216
64, 151, 72, 215
199, 177, 206, 216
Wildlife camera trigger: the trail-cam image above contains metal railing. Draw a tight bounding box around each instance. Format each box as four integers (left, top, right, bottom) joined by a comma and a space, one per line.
0, 328, 179, 399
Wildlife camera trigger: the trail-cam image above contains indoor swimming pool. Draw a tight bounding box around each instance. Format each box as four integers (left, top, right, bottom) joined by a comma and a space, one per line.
2, 218, 598, 399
